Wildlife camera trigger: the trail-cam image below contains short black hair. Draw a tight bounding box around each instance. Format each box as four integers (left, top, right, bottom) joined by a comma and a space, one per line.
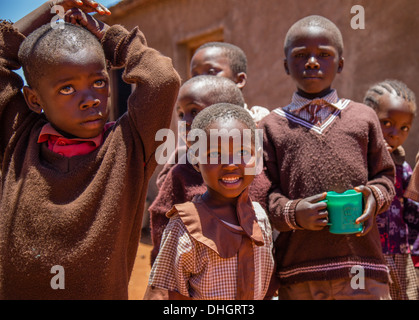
284, 15, 344, 57
191, 103, 256, 137
364, 79, 417, 115
182, 75, 245, 107
18, 22, 104, 89
195, 42, 247, 75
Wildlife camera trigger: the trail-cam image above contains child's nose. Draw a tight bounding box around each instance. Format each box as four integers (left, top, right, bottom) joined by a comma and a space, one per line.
80, 93, 101, 110
305, 56, 320, 69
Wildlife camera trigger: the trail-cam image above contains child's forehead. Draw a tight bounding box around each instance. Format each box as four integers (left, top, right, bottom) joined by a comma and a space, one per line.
178, 82, 211, 102
193, 47, 230, 65
379, 92, 415, 115
289, 26, 335, 45
285, 25, 341, 54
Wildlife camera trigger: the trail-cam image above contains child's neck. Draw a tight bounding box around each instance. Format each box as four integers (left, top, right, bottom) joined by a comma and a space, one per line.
201, 192, 240, 226
297, 87, 333, 100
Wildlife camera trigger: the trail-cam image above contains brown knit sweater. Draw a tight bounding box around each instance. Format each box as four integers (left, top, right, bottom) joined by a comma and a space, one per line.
259, 99, 396, 285
0, 21, 180, 299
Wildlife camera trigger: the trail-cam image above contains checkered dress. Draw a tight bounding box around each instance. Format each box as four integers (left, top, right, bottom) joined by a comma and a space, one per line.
148, 202, 274, 300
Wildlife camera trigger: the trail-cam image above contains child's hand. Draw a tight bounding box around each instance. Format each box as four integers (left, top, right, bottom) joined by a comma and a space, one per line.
295, 192, 328, 230
354, 185, 377, 236
51, 0, 111, 16
65, 8, 109, 40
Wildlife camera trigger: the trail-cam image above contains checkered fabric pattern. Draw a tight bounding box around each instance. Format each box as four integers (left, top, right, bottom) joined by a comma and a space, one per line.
384, 254, 419, 300
148, 202, 274, 300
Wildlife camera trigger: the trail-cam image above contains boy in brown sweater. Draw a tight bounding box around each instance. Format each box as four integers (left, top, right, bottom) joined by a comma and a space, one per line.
259, 15, 395, 299
0, 1, 180, 299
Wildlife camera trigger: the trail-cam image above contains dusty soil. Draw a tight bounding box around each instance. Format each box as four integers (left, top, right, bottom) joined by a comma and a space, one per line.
128, 234, 152, 300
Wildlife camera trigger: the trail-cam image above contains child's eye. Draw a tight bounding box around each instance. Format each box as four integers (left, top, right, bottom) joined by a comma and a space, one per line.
401, 126, 410, 132
237, 149, 250, 157
208, 151, 220, 158
177, 112, 184, 120
207, 68, 219, 75
319, 52, 331, 57
59, 86, 75, 95
93, 79, 107, 89
382, 120, 392, 127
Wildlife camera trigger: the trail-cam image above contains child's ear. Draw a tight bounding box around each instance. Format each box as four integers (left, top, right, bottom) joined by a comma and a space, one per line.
284, 59, 290, 75
337, 57, 344, 73
23, 86, 43, 114
235, 72, 247, 90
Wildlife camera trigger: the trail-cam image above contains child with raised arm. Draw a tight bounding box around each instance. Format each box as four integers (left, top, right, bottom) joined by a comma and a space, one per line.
145, 103, 274, 300
149, 75, 271, 265
364, 79, 419, 300
0, 1, 180, 299
258, 15, 395, 299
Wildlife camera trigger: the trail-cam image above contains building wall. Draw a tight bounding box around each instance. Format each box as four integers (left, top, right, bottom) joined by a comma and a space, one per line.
101, 0, 419, 168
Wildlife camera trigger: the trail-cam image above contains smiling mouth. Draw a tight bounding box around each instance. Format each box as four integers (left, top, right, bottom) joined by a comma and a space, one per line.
221, 176, 241, 184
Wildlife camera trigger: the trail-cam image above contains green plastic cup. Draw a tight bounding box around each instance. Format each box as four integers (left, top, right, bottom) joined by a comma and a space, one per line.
322, 189, 363, 234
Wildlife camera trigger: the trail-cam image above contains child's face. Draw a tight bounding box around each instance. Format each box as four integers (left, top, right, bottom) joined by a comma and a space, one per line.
197, 119, 256, 203
377, 93, 414, 153
28, 48, 110, 139
284, 26, 344, 98
176, 83, 208, 135
190, 47, 243, 87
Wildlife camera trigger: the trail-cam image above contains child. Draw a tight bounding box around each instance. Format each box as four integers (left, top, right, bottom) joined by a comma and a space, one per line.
190, 42, 270, 125
149, 75, 271, 265
144, 103, 274, 300
364, 79, 419, 300
258, 15, 396, 299
0, 1, 180, 299
155, 75, 245, 188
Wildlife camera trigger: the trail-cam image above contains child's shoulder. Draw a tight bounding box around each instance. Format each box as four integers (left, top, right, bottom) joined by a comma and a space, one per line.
344, 99, 376, 115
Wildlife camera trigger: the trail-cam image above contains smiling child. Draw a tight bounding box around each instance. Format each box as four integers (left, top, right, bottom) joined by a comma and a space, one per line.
145, 103, 274, 300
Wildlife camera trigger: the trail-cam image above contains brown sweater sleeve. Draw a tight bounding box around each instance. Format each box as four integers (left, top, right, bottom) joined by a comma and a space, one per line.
101, 25, 181, 165
0, 21, 31, 162
262, 124, 302, 232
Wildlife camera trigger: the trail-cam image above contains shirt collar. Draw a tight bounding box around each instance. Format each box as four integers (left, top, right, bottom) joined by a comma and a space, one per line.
167, 189, 264, 258
37, 123, 104, 147
287, 89, 341, 111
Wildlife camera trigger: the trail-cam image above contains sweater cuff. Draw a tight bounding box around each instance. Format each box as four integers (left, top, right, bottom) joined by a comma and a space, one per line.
283, 199, 304, 230
369, 185, 389, 215
101, 24, 130, 68
0, 20, 26, 63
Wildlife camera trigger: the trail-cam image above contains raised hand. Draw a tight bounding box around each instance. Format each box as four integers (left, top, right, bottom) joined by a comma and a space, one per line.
65, 7, 109, 40
51, 0, 111, 16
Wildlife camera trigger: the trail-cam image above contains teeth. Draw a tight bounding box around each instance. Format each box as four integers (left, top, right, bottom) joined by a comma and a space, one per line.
222, 177, 240, 184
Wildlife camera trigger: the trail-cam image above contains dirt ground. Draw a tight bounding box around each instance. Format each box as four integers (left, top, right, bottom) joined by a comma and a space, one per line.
128, 232, 152, 300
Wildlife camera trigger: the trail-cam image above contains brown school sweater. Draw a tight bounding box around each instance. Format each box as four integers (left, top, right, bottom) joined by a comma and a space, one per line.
0, 21, 180, 299
259, 99, 395, 285
149, 160, 272, 265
